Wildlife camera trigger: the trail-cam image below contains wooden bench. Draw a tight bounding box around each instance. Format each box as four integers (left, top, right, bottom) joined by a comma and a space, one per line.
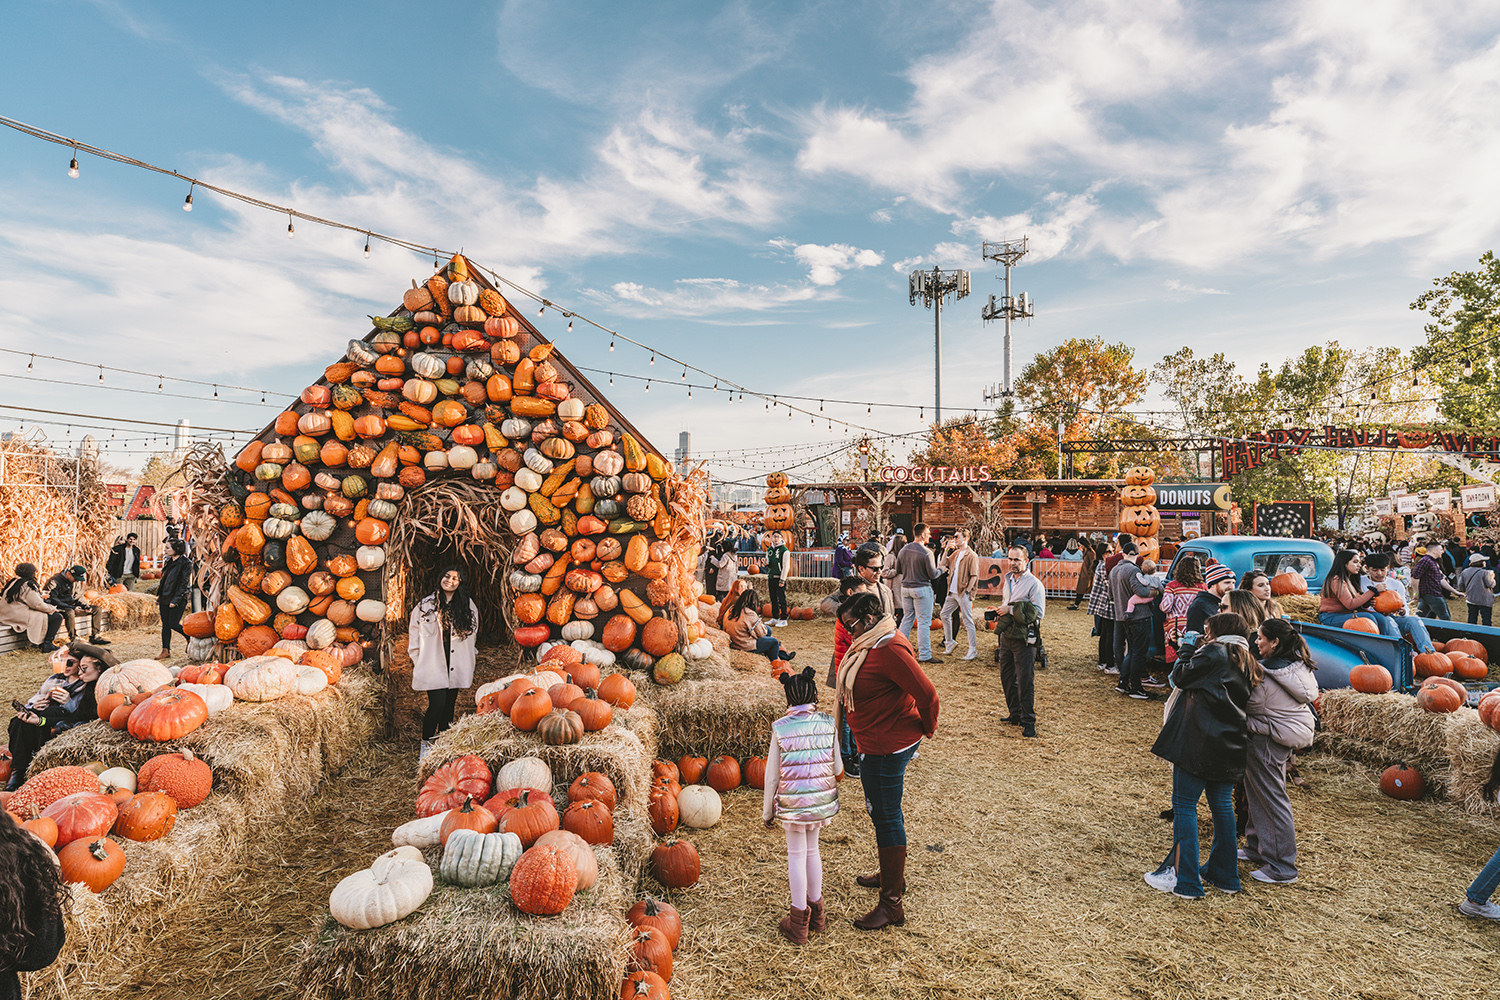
0, 611, 97, 656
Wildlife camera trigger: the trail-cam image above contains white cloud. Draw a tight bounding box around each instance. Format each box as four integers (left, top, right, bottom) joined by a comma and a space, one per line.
791, 243, 883, 286
605, 278, 820, 318
890, 255, 924, 273
1164, 279, 1228, 295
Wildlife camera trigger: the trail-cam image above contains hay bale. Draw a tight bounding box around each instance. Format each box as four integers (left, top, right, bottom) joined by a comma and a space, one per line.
728, 648, 774, 674
421, 708, 656, 815
91, 591, 160, 630
1280, 594, 1320, 623
22, 668, 385, 999
638, 654, 785, 761
1317, 689, 1458, 754
1445, 715, 1500, 819
294, 845, 632, 1000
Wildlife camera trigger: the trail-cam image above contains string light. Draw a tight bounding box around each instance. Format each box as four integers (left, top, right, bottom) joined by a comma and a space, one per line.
538, 301, 547, 317
68, 147, 79, 178
183, 184, 194, 212
286, 215, 295, 239
156, 376, 163, 393
1465, 356, 1474, 378
649, 354, 655, 366
26, 355, 33, 371
609, 339, 615, 352
645, 380, 651, 393
680, 368, 686, 381
609, 373, 614, 385
98, 366, 103, 383
363, 233, 371, 258
212, 384, 218, 399
567, 317, 573, 332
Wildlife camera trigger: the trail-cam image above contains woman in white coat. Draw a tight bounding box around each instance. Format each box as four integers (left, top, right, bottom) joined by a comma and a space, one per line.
0, 564, 63, 650
408, 566, 480, 758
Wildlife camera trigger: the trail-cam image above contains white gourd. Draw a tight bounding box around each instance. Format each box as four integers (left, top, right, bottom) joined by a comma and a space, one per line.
185, 636, 218, 663
276, 587, 310, 614
178, 682, 234, 714
272, 638, 309, 658
440, 829, 523, 887
513, 467, 543, 493
387, 845, 424, 863
96, 660, 174, 697
496, 756, 553, 795
686, 638, 714, 661
392, 813, 445, 850
296, 664, 329, 696
328, 852, 433, 930
306, 619, 338, 650
447, 445, 478, 471
98, 767, 137, 793
561, 621, 594, 641
677, 785, 723, 829
356, 545, 387, 571
523, 448, 554, 475
500, 486, 528, 511
509, 509, 538, 535
356, 599, 387, 622
571, 640, 616, 668
224, 656, 299, 701
300, 509, 337, 541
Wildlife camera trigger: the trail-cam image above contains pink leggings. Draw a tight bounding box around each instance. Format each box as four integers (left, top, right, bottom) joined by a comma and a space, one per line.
784, 825, 824, 909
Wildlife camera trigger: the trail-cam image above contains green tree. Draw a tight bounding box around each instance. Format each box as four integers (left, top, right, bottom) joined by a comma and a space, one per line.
1409, 250, 1500, 426
1011, 337, 1148, 479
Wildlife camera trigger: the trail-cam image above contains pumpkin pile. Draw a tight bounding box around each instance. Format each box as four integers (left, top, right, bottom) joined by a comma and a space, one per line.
624, 896, 681, 995
762, 471, 794, 535
1118, 467, 1161, 563
3, 750, 215, 893
204, 254, 707, 671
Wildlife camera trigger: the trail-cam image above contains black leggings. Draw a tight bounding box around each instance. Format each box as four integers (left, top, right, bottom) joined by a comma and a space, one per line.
160, 602, 187, 650
6, 715, 51, 791
40, 612, 62, 648
423, 688, 460, 740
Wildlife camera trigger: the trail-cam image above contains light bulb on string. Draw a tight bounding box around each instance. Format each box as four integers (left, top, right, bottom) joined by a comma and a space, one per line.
286, 215, 296, 239
567, 318, 573, 332
1465, 356, 1474, 378
213, 385, 218, 399
68, 148, 79, 178
260, 393, 266, 405
538, 302, 547, 317
157, 376, 163, 393
645, 380, 651, 393
364, 234, 371, 258
820, 400, 824, 412
27, 354, 34, 371
609, 373, 614, 385
98, 367, 103, 383
609, 339, 615, 352
183, 184, 194, 212
680, 368, 686, 381
650, 354, 655, 366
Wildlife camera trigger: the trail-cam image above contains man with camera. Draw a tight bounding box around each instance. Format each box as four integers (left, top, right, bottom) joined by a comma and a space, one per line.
996, 545, 1046, 737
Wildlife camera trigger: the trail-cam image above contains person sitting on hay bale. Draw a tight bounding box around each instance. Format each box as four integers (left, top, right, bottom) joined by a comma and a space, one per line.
1461, 752, 1500, 921
763, 665, 844, 945
5, 643, 111, 792
44, 565, 110, 647
0, 564, 63, 651
0, 811, 68, 995
408, 566, 480, 761
725, 587, 796, 665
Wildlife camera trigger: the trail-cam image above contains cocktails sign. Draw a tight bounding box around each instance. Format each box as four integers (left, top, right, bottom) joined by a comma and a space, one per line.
878, 465, 992, 484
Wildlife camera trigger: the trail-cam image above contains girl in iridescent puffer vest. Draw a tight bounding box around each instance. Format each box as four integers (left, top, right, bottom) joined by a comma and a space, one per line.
763, 666, 844, 945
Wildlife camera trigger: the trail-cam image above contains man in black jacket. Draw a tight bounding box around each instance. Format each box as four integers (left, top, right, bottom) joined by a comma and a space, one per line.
105, 533, 142, 590
44, 565, 110, 646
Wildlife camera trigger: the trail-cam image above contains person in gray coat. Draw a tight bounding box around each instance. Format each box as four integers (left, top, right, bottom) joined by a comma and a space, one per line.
1244, 617, 1320, 885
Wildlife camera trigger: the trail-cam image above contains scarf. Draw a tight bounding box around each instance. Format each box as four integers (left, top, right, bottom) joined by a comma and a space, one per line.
1215, 635, 1249, 650
835, 615, 898, 714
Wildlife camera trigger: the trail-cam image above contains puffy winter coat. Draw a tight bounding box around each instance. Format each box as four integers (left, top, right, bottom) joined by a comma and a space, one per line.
1246, 655, 1319, 749
1152, 640, 1252, 783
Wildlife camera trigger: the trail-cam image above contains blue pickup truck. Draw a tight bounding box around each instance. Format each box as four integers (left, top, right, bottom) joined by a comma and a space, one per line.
1166, 535, 1497, 699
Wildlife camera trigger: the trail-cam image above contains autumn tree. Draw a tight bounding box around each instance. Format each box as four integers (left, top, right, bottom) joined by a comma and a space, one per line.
1409, 250, 1500, 427
1011, 337, 1148, 479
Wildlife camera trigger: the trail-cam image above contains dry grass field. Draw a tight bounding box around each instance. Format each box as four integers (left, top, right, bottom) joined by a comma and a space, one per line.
3, 598, 1497, 1000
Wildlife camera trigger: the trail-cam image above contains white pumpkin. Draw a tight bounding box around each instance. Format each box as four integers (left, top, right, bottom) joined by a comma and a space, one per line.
447, 445, 479, 471
556, 398, 585, 421
96, 660, 174, 697
276, 587, 310, 615
178, 682, 234, 715
509, 509, 538, 535
356, 545, 386, 571
328, 851, 433, 930
591, 449, 625, 477
424, 451, 449, 472
685, 638, 714, 661
513, 467, 543, 493
410, 353, 446, 379
509, 570, 542, 593
386, 845, 424, 863
224, 655, 299, 702
305, 619, 338, 650
98, 766, 137, 794
440, 829, 524, 887
500, 486, 528, 512
677, 785, 723, 829
356, 599, 386, 623
301, 509, 337, 541
392, 813, 445, 850
570, 640, 617, 668
272, 638, 309, 658
560, 621, 594, 642
186, 636, 219, 664
522, 448, 554, 475
262, 516, 297, 540
496, 756, 553, 795
296, 664, 329, 696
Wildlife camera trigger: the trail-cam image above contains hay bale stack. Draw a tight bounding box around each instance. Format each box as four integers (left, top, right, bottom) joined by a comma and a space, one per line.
1279, 594, 1320, 623
294, 845, 633, 1000
1444, 715, 1500, 819
638, 652, 786, 761
729, 649, 774, 674
24, 668, 385, 999
91, 591, 161, 630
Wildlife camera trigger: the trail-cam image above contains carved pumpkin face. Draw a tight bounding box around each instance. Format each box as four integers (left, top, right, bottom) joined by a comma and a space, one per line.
766, 472, 788, 489
1124, 466, 1156, 486
1119, 505, 1160, 537
764, 504, 795, 530
1120, 485, 1156, 507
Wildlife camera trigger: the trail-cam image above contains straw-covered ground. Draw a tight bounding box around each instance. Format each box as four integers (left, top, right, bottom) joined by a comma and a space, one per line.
5, 603, 1500, 999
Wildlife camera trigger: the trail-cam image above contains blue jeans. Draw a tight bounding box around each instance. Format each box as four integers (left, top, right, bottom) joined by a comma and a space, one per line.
860, 741, 918, 848
901, 584, 935, 659
1390, 614, 1436, 652
1418, 593, 1451, 620
753, 635, 785, 660
1159, 767, 1239, 898
1317, 610, 1399, 637
1469, 841, 1500, 904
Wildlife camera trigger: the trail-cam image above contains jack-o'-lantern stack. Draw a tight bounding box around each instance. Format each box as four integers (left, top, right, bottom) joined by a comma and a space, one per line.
204, 254, 707, 674
1119, 466, 1161, 563
762, 472, 794, 536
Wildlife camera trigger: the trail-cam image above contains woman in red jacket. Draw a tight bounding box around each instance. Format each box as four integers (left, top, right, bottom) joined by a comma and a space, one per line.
835, 591, 940, 931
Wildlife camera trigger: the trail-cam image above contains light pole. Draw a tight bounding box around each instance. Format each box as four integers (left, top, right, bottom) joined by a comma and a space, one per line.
909, 266, 970, 424
980, 238, 1034, 396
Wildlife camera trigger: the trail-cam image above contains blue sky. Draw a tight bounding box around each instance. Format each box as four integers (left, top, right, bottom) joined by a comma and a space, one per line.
3, 0, 1500, 483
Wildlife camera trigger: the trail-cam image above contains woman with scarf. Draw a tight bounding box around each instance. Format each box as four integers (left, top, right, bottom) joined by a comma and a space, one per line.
835, 591, 940, 930
408, 566, 480, 760
1145, 611, 1257, 899
0, 564, 63, 651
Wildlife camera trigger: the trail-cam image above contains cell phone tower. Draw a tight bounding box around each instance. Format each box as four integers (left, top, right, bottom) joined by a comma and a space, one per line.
908, 265, 970, 425
979, 238, 1034, 397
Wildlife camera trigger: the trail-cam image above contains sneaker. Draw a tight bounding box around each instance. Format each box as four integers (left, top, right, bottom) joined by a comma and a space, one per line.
1103, 666, 1120, 676
1250, 869, 1297, 886
1204, 878, 1240, 895
1096, 663, 1109, 671
963, 650, 978, 660
943, 642, 956, 655
1114, 683, 1130, 694
1129, 690, 1159, 701
918, 656, 944, 663
1002, 715, 1022, 725
1236, 849, 1250, 861
777, 620, 789, 627
1142, 677, 1168, 688
1143, 868, 1197, 899
1022, 725, 1037, 738
418, 740, 432, 762
1459, 898, 1500, 920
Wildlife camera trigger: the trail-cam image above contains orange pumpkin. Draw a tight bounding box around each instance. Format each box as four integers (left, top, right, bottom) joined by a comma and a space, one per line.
1341, 617, 1380, 634
1119, 485, 1156, 507
1118, 505, 1160, 537
1270, 572, 1308, 597
354, 518, 389, 545
1124, 466, 1155, 486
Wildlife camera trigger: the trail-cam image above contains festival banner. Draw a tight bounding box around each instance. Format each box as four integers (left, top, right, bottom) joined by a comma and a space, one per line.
1219, 426, 1500, 479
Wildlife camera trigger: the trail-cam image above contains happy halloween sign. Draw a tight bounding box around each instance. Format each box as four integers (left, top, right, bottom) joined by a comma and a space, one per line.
1220, 427, 1500, 478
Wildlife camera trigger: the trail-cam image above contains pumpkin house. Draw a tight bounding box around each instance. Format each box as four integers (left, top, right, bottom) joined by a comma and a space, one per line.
185, 255, 710, 687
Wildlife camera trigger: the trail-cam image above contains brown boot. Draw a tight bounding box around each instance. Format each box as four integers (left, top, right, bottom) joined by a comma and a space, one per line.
778, 905, 810, 944
807, 898, 826, 934
853, 846, 906, 930
856, 862, 904, 891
